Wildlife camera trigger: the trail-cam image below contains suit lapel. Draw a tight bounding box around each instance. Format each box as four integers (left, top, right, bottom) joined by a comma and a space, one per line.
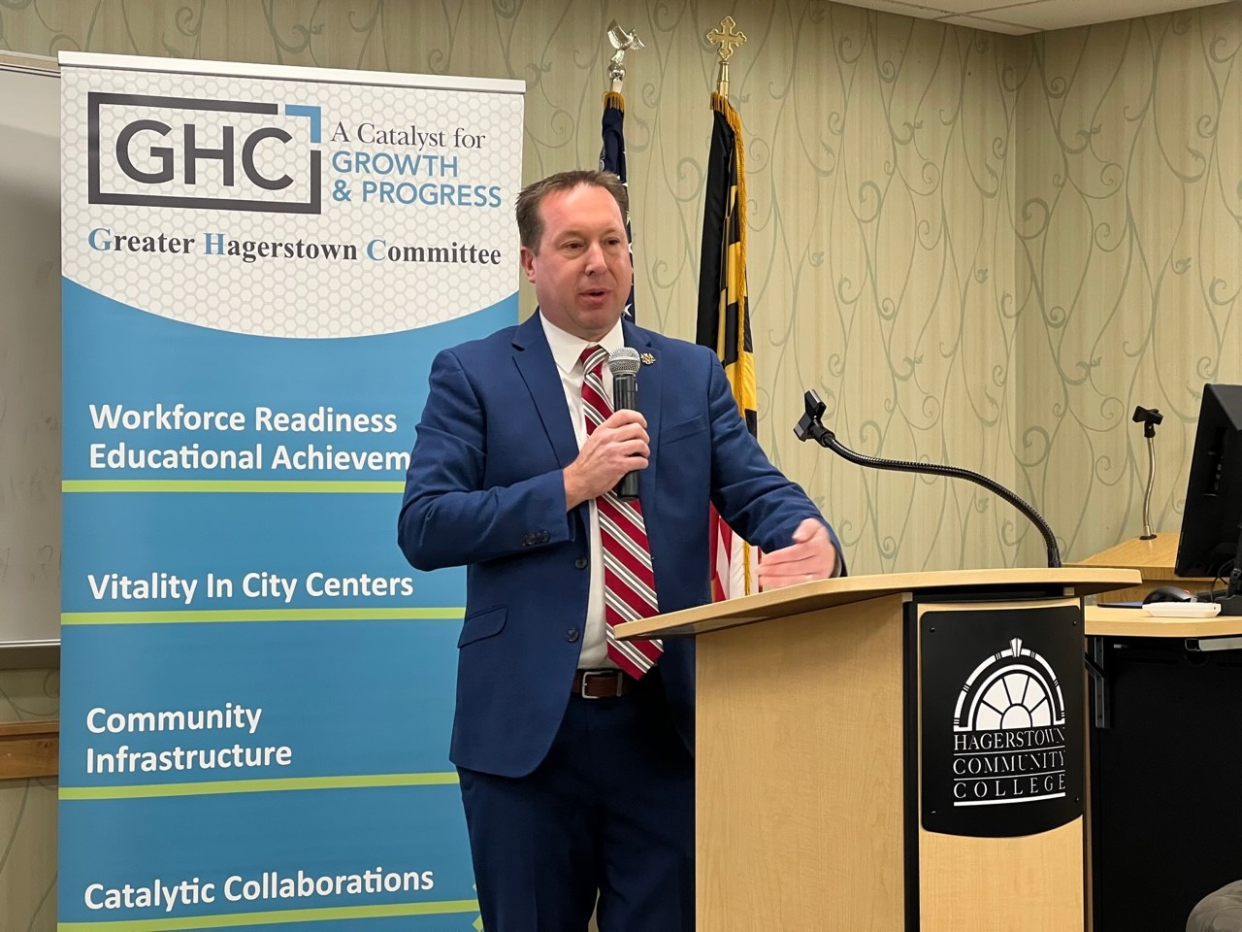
512, 312, 579, 470
624, 320, 662, 521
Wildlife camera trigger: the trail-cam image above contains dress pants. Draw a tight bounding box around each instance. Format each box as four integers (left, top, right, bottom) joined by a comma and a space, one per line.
457, 669, 694, 932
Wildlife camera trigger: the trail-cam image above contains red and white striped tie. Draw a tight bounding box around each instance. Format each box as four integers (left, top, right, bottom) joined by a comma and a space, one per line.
580, 345, 663, 678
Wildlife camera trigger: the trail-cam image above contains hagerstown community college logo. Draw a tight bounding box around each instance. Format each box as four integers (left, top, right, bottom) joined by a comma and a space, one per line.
950, 637, 1068, 808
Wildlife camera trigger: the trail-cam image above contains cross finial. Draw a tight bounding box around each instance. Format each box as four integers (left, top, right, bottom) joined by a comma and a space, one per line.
707, 16, 747, 63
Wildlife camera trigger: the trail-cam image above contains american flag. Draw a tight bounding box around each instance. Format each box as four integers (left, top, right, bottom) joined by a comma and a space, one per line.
599, 90, 635, 319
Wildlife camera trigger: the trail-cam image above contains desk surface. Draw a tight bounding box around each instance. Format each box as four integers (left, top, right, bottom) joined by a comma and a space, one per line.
1073, 533, 1210, 582
1071, 533, 1215, 603
1084, 605, 1242, 637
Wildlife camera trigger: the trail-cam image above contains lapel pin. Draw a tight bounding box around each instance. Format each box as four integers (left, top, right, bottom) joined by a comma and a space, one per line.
641, 353, 655, 365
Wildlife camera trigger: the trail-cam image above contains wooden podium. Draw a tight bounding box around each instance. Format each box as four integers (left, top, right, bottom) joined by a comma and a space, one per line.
617, 567, 1139, 932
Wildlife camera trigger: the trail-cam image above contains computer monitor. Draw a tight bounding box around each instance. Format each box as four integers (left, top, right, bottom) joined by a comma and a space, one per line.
1175, 383, 1242, 584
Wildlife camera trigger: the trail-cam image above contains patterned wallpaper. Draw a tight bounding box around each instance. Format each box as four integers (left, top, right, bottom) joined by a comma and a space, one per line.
1016, 6, 1242, 563
3, 2, 1241, 929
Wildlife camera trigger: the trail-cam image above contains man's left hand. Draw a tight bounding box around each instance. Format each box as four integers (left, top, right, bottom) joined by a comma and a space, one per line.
756, 518, 839, 590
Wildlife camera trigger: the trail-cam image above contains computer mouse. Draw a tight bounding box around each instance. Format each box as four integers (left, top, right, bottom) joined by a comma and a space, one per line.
1142, 586, 1196, 604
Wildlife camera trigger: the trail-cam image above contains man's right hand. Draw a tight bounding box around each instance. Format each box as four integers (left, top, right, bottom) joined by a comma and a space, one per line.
564, 410, 649, 510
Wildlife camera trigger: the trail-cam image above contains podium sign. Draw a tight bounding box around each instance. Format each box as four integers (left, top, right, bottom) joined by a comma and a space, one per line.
919, 604, 1084, 837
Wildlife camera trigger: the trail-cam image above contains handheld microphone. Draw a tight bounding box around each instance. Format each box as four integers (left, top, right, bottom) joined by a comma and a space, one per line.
794, 390, 1062, 568
608, 347, 642, 502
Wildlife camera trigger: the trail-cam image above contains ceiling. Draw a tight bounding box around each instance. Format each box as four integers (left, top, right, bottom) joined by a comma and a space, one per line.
841, 0, 1235, 34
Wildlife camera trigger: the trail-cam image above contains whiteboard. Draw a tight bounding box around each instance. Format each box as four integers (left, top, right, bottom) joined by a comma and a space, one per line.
0, 59, 60, 665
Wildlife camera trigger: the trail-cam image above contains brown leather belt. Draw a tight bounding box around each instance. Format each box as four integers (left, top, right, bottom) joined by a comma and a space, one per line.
572, 668, 635, 699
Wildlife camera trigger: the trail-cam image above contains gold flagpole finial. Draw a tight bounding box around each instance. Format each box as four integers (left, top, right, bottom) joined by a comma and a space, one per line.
606, 20, 644, 94
706, 16, 747, 98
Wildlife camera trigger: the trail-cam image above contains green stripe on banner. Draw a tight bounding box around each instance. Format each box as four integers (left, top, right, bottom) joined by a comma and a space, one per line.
61, 609, 465, 625
62, 480, 405, 493
56, 898, 480, 932
60, 772, 460, 800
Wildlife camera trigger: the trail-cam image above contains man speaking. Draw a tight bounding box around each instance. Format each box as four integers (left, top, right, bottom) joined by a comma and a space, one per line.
398, 169, 842, 932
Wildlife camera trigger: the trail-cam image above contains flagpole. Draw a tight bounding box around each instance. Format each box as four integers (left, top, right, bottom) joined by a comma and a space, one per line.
701, 17, 758, 599
601, 20, 641, 319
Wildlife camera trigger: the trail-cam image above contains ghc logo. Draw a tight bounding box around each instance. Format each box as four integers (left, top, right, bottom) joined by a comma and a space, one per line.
88, 93, 322, 213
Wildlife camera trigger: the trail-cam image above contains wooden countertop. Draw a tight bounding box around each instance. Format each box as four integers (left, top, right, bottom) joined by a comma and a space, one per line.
1085, 605, 1242, 638
1073, 533, 1209, 582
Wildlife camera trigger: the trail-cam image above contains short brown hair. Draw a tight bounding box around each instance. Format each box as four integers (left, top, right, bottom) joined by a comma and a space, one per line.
516, 170, 629, 253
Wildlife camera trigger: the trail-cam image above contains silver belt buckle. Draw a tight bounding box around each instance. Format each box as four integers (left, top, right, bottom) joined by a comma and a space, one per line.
580, 670, 623, 699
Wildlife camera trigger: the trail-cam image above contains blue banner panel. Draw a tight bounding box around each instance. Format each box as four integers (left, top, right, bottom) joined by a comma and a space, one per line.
60, 787, 475, 929
59, 621, 461, 785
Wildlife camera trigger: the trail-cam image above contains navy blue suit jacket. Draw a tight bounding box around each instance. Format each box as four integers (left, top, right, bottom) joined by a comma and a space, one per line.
398, 312, 841, 778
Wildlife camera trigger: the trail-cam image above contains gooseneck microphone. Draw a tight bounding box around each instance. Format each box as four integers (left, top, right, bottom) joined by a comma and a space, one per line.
794, 390, 1063, 568
608, 347, 642, 502
1132, 405, 1163, 541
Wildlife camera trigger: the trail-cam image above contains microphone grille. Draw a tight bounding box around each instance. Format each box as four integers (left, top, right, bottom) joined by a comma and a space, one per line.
608, 347, 641, 377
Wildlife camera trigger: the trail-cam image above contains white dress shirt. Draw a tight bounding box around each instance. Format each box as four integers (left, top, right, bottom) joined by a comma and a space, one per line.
539, 313, 627, 669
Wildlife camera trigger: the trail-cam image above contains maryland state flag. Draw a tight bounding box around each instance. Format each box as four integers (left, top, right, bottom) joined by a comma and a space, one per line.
599, 90, 636, 318
697, 93, 759, 600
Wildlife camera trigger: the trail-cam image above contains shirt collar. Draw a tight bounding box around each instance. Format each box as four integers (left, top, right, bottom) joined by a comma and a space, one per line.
539, 311, 626, 375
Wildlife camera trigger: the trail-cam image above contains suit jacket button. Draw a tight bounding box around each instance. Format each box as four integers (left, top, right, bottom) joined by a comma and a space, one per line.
575, 556, 588, 570
537, 530, 550, 543
565, 627, 580, 642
